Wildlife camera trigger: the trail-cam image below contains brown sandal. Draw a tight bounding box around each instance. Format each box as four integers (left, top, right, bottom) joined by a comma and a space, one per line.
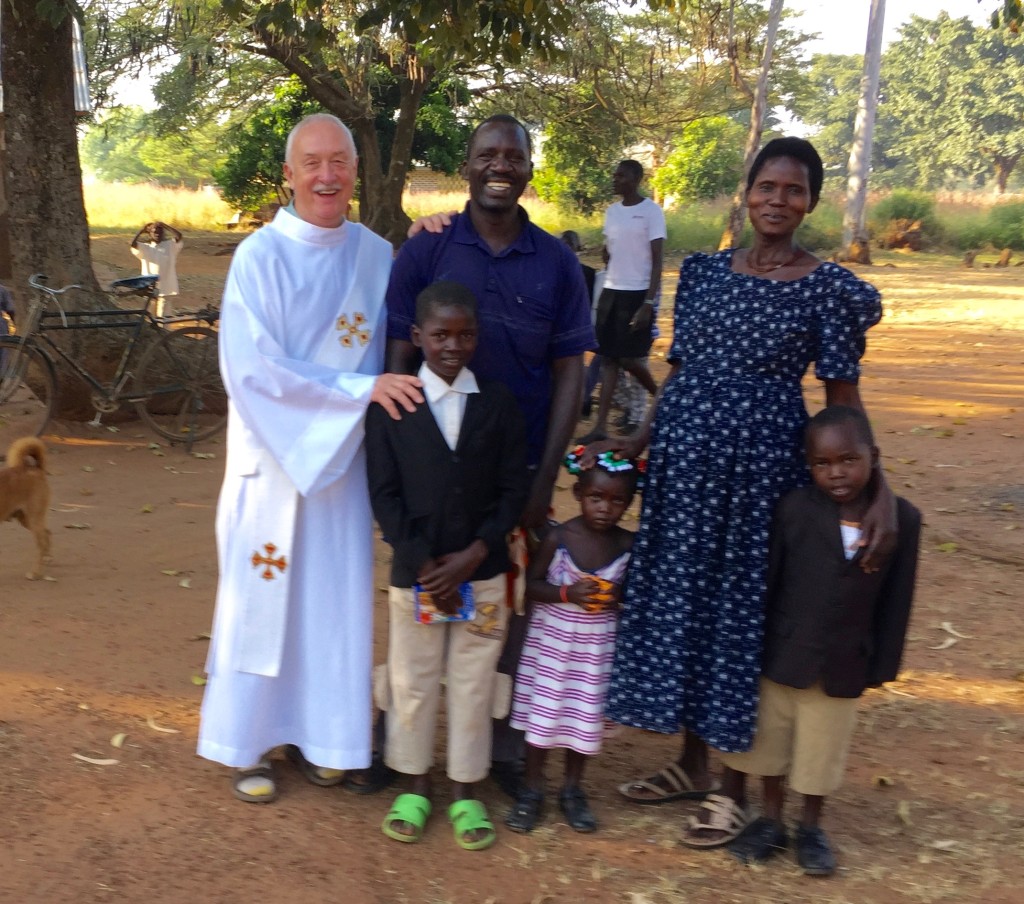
618, 761, 719, 805
232, 758, 278, 804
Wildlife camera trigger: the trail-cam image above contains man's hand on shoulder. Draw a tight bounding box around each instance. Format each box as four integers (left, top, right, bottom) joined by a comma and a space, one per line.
371, 373, 423, 419
407, 210, 457, 237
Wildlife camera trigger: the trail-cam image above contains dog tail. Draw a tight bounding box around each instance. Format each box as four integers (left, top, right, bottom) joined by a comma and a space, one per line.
6, 436, 47, 470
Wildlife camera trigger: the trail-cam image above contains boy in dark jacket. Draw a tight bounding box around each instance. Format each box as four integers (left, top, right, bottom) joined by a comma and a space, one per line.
366, 281, 528, 851
720, 405, 921, 875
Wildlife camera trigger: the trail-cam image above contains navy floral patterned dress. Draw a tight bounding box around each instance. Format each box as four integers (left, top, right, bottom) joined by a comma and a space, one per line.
605, 250, 882, 753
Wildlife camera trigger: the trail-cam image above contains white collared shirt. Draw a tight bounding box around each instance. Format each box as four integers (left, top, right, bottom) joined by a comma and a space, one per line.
418, 362, 479, 450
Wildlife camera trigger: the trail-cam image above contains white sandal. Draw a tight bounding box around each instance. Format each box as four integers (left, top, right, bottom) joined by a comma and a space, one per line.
681, 793, 752, 848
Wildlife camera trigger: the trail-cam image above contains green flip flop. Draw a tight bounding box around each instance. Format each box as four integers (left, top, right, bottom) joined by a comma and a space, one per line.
449, 799, 497, 851
381, 793, 432, 843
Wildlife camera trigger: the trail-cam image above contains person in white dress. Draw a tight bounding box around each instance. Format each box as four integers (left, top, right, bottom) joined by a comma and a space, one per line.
197, 113, 423, 804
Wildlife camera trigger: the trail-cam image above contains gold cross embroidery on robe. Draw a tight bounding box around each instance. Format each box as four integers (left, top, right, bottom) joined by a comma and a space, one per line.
252, 543, 287, 580
336, 312, 371, 348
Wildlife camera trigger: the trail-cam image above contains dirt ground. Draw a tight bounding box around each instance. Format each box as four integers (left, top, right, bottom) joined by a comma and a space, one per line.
1, 234, 1022, 903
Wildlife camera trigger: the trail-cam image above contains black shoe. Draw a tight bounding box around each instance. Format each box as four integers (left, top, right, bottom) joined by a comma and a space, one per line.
341, 751, 396, 795
795, 825, 837, 876
558, 787, 597, 833
505, 788, 545, 833
490, 759, 524, 799
728, 816, 789, 864
580, 398, 593, 419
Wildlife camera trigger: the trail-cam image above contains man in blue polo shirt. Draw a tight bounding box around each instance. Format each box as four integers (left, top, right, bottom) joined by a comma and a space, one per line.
385, 113, 596, 792
386, 114, 595, 527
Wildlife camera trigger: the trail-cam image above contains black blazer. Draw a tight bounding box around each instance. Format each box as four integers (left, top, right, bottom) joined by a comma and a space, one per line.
365, 379, 528, 587
761, 486, 921, 698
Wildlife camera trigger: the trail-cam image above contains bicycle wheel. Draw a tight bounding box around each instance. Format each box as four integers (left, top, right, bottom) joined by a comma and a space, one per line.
0, 337, 57, 452
134, 326, 227, 445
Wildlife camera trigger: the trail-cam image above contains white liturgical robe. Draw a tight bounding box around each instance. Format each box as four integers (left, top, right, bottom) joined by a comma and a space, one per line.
197, 209, 391, 770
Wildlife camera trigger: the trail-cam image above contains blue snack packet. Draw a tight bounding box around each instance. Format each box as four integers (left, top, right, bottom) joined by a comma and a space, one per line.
413, 582, 475, 624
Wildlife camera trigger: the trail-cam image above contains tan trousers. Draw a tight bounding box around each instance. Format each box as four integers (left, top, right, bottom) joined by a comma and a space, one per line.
718, 678, 859, 797
385, 575, 508, 784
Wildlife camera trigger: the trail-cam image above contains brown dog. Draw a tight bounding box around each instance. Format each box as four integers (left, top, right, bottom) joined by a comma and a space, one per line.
1, 437, 51, 579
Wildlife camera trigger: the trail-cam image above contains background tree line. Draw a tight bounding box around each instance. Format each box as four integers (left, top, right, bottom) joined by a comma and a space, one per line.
77, 4, 1024, 227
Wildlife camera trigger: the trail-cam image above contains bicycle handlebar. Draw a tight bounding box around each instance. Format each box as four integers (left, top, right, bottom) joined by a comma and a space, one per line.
29, 274, 85, 295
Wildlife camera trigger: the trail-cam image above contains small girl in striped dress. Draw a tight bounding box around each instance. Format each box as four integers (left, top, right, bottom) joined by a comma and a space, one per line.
506, 450, 639, 834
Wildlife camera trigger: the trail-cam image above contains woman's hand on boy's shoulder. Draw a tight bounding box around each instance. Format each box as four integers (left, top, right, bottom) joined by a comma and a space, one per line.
858, 483, 899, 572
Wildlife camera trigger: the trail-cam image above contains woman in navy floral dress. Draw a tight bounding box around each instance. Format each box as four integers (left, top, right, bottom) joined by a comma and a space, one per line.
593, 139, 895, 843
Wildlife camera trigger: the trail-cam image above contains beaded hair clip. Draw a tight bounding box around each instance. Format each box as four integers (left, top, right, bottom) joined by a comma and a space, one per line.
564, 445, 646, 488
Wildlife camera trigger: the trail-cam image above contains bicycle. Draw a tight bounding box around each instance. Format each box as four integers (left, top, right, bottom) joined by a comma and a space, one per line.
0, 274, 227, 452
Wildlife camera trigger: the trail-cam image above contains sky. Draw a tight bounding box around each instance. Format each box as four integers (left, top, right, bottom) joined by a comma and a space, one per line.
112, 1, 995, 109
789, 0, 990, 55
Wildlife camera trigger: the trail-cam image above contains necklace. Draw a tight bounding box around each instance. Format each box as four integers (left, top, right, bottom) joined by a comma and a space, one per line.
746, 247, 803, 274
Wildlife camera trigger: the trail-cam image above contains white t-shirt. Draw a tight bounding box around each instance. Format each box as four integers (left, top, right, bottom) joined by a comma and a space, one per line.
602, 197, 667, 291
131, 238, 183, 297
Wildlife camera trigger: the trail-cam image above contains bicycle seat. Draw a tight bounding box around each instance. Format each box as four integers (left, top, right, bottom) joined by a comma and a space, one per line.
110, 275, 159, 293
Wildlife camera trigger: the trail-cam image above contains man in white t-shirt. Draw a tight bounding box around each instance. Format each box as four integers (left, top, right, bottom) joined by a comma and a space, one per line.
130, 221, 184, 318
579, 160, 665, 444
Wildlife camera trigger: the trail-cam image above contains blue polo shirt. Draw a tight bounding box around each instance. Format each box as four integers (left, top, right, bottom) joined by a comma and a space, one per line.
386, 205, 596, 466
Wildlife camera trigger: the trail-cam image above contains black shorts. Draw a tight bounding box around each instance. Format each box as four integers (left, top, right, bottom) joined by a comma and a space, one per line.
595, 288, 653, 359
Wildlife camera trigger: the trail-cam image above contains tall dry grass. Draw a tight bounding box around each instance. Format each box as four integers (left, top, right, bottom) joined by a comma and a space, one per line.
84, 182, 1019, 252
84, 182, 235, 231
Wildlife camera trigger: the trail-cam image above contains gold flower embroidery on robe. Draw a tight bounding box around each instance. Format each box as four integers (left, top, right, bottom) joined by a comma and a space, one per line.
337, 312, 371, 348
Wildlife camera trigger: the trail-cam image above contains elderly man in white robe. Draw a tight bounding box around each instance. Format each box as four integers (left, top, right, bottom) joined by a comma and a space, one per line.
198, 113, 423, 803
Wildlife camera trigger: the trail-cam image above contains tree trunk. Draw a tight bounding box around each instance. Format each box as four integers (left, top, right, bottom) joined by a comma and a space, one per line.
718, 0, 785, 250
2, 3, 102, 313
2, 4, 156, 416
840, 0, 886, 264
353, 74, 429, 248
991, 153, 1019, 194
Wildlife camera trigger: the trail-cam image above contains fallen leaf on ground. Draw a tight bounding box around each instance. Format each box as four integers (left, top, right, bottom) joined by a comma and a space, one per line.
140, 504, 153, 513
110, 733, 127, 749
897, 800, 913, 826
874, 775, 895, 788
178, 577, 192, 589
936, 542, 958, 553
191, 675, 207, 686
931, 840, 957, 851
161, 569, 180, 576
940, 622, 972, 639
73, 753, 119, 766
65, 523, 91, 530
146, 716, 179, 734
929, 637, 958, 651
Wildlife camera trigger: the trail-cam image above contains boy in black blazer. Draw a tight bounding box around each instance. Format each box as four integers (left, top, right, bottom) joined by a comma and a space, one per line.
366, 281, 528, 851
719, 405, 921, 875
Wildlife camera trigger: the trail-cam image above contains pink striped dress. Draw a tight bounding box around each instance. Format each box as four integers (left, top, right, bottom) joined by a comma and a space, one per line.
509, 545, 631, 755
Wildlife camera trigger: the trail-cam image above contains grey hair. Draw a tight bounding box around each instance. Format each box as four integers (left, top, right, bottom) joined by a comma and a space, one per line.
284, 113, 356, 165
